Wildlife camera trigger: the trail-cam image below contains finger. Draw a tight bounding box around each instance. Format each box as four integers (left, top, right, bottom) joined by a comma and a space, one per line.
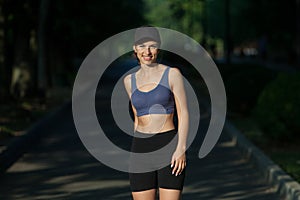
181, 160, 186, 169
172, 160, 179, 175
176, 161, 183, 176
171, 157, 175, 168
179, 161, 186, 175
174, 160, 183, 176
175, 162, 181, 176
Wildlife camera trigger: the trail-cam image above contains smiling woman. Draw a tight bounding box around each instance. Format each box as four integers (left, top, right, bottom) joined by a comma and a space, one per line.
134, 41, 159, 65
123, 26, 189, 200
133, 26, 161, 65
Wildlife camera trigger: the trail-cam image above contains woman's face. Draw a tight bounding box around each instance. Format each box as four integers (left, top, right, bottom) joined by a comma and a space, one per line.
133, 41, 159, 65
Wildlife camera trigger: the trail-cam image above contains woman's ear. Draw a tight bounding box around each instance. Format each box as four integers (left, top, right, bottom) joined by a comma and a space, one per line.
133, 45, 137, 53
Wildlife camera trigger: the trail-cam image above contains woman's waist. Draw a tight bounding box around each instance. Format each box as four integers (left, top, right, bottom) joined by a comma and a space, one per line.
131, 129, 177, 153
134, 128, 177, 138
136, 113, 174, 133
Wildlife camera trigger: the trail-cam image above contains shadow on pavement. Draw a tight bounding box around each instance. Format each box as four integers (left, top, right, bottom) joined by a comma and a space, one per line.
0, 57, 284, 199
0, 101, 282, 199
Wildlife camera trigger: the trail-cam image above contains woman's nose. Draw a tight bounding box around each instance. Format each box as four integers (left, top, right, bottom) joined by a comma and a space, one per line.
146, 47, 151, 53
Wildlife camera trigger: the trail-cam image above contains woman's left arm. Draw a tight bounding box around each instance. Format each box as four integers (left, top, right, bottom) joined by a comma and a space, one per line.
169, 67, 189, 176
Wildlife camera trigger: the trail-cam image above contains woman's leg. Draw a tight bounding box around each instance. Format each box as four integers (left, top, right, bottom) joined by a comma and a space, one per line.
132, 189, 157, 200
158, 188, 181, 200
156, 164, 185, 200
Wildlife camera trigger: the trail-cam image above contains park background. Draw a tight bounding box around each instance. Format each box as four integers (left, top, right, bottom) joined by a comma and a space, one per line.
0, 0, 299, 185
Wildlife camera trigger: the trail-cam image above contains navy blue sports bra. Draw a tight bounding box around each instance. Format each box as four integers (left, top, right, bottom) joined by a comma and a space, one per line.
131, 67, 175, 117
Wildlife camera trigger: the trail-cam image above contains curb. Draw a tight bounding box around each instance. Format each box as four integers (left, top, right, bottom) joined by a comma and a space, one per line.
0, 101, 71, 175
224, 120, 300, 200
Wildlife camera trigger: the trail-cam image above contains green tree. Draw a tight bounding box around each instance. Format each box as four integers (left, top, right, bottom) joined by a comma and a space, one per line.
143, 0, 204, 42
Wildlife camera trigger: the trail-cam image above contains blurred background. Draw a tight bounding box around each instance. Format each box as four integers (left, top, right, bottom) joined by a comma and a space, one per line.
0, 0, 299, 181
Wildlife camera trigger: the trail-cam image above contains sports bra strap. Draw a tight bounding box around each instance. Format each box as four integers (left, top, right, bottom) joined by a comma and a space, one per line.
160, 67, 170, 89
131, 73, 137, 93
131, 67, 170, 93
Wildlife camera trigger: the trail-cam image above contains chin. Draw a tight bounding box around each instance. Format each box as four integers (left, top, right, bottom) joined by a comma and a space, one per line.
143, 61, 156, 66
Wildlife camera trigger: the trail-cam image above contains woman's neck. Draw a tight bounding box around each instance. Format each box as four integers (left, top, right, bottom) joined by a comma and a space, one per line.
139, 63, 160, 75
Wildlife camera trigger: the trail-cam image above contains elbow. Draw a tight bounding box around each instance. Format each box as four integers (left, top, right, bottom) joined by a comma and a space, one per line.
178, 109, 189, 124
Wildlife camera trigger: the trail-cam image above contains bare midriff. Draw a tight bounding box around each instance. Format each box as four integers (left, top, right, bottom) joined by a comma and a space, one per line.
135, 113, 175, 133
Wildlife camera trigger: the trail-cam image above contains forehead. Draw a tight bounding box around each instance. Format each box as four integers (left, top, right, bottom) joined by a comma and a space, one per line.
136, 41, 158, 46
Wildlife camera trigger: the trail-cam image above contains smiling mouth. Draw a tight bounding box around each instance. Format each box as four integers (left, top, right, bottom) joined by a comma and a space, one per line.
142, 56, 152, 61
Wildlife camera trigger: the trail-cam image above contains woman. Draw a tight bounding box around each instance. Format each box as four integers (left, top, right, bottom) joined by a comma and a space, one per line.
123, 26, 189, 200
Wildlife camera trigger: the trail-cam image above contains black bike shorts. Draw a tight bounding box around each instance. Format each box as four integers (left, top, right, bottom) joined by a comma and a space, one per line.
129, 129, 186, 192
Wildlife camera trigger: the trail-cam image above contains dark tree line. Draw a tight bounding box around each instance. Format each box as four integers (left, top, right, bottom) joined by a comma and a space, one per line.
1, 0, 299, 103
0, 0, 145, 102
0, 0, 38, 100
144, 0, 299, 63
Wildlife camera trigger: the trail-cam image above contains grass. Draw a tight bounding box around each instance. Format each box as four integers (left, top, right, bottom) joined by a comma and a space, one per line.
218, 62, 300, 183
270, 151, 300, 182
232, 117, 300, 183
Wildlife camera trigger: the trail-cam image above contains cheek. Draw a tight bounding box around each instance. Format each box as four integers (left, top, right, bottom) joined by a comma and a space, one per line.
136, 52, 142, 59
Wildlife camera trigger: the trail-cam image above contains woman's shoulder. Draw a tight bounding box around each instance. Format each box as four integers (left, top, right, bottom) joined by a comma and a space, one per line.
123, 73, 132, 86
167, 66, 184, 88
123, 73, 135, 94
159, 64, 181, 73
168, 66, 182, 76
124, 73, 132, 80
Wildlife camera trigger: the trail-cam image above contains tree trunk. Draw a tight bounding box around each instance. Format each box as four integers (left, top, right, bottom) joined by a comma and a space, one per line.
37, 0, 50, 96
0, 0, 14, 101
224, 0, 231, 64
297, 0, 300, 65
0, 0, 6, 101
8, 0, 39, 100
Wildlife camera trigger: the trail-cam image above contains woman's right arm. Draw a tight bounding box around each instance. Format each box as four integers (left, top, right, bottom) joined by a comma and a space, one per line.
123, 75, 138, 132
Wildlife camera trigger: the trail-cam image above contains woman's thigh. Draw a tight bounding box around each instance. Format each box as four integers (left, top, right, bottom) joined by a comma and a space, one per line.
159, 188, 181, 200
132, 189, 157, 200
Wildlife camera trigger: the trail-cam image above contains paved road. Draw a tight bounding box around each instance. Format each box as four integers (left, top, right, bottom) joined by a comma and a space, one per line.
0, 59, 284, 199
0, 100, 282, 199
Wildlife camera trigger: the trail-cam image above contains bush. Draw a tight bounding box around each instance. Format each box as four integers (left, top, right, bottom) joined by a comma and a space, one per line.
253, 72, 300, 140
218, 63, 276, 115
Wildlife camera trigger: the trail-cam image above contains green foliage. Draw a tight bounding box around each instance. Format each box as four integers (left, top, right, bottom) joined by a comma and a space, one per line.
269, 151, 300, 182
143, 0, 204, 42
219, 63, 276, 114
233, 117, 300, 183
253, 72, 300, 140
208, 0, 297, 51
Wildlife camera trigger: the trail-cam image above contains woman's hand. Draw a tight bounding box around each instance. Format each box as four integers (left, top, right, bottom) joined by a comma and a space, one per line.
171, 148, 186, 176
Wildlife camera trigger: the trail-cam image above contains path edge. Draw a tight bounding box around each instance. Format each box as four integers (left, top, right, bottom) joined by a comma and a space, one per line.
0, 101, 71, 175
224, 120, 300, 200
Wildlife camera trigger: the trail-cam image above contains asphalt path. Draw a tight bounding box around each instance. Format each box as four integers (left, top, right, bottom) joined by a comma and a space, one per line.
0, 58, 283, 199
0, 105, 282, 199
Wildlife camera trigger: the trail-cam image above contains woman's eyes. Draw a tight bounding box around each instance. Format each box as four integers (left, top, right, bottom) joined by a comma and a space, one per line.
137, 45, 158, 50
